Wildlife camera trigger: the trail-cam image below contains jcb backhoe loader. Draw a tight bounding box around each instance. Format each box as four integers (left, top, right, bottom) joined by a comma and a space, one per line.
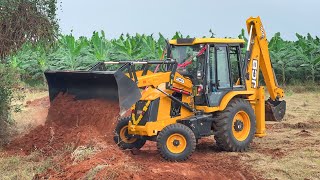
45, 16, 286, 161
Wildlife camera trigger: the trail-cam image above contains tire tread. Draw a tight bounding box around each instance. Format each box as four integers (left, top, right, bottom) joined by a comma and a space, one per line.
157, 123, 196, 161
213, 98, 256, 152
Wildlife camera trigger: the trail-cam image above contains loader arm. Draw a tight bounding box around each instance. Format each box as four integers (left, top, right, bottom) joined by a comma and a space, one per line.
244, 16, 284, 100
106, 60, 193, 92
137, 72, 193, 92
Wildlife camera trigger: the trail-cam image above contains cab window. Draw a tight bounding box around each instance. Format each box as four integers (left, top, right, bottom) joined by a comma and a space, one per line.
229, 46, 243, 86
216, 46, 231, 88
208, 46, 216, 91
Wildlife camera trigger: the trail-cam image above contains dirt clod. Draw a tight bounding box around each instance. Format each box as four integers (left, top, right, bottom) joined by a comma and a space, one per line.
295, 129, 312, 137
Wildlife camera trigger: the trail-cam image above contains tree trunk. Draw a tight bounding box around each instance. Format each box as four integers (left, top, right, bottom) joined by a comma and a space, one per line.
311, 66, 315, 84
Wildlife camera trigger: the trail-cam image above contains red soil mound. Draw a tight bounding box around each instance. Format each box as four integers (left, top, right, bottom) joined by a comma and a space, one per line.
6, 94, 262, 179
26, 96, 50, 108
8, 94, 119, 155
46, 94, 119, 136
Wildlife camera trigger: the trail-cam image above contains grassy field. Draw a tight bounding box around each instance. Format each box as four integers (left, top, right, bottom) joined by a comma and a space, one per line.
242, 91, 320, 179
1, 89, 319, 179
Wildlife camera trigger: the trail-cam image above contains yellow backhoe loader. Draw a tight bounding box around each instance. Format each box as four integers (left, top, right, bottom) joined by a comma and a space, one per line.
45, 16, 286, 161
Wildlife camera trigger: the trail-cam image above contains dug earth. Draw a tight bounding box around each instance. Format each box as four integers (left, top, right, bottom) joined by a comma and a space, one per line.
5, 94, 262, 179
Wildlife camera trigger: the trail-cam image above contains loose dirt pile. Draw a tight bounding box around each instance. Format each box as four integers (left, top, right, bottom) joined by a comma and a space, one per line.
5, 94, 261, 179
8, 94, 119, 156
7, 94, 132, 179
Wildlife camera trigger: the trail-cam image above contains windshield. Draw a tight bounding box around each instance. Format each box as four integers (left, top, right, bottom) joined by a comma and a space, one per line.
170, 44, 206, 78
170, 45, 202, 64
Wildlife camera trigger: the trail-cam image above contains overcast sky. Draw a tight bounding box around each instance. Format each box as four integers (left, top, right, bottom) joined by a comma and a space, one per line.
57, 0, 320, 40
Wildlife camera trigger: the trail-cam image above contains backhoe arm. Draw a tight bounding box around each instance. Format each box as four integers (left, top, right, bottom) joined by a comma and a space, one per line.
245, 17, 284, 100
244, 17, 286, 123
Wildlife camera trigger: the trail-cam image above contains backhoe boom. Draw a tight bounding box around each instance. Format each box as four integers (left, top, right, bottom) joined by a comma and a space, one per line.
245, 17, 285, 100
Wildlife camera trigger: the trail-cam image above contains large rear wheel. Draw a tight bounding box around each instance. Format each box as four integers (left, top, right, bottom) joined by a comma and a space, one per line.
157, 123, 196, 161
114, 117, 146, 150
213, 98, 256, 152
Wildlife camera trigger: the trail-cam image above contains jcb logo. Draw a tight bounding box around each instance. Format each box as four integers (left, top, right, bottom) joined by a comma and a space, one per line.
175, 77, 185, 84
251, 60, 258, 88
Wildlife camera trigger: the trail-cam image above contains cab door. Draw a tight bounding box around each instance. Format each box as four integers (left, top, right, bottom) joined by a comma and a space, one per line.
206, 45, 233, 106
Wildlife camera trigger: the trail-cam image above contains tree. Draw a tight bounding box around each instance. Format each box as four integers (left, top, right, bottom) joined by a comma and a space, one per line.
0, 0, 58, 60
0, 0, 58, 145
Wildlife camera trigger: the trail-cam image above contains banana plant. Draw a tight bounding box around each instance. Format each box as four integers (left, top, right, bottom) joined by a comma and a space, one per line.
209, 29, 216, 38
141, 34, 165, 60
54, 34, 88, 70
6, 30, 320, 86
295, 33, 320, 83
172, 31, 184, 40
112, 33, 145, 60
91, 31, 112, 61
269, 33, 300, 86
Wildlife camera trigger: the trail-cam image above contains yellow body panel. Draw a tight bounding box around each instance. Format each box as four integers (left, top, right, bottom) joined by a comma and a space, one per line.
137, 72, 171, 87
173, 74, 193, 91
129, 83, 194, 136
136, 71, 193, 91
135, 70, 153, 77
255, 87, 266, 137
196, 90, 255, 113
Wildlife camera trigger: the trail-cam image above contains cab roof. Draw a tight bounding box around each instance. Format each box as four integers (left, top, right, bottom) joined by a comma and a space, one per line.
169, 38, 245, 46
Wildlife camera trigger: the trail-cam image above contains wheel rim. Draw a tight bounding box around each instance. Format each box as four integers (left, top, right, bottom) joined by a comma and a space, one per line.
166, 133, 187, 154
119, 125, 137, 143
232, 111, 251, 141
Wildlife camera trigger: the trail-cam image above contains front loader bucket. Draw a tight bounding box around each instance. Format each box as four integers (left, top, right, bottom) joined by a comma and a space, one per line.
44, 70, 141, 115
265, 99, 286, 121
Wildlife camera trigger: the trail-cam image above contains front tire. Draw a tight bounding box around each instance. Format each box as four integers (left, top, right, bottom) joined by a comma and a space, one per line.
114, 117, 146, 150
157, 123, 196, 161
213, 98, 256, 152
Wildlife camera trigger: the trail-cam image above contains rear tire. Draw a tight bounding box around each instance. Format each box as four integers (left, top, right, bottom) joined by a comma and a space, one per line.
114, 117, 146, 150
157, 123, 196, 161
213, 98, 256, 152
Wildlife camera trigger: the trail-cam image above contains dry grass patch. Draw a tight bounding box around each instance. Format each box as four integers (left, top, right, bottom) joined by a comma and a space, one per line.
85, 164, 109, 180
71, 145, 100, 164
0, 151, 52, 180
240, 91, 320, 180
241, 147, 320, 180
96, 156, 141, 179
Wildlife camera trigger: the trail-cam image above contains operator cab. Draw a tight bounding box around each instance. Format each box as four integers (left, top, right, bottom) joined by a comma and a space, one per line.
169, 38, 245, 107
